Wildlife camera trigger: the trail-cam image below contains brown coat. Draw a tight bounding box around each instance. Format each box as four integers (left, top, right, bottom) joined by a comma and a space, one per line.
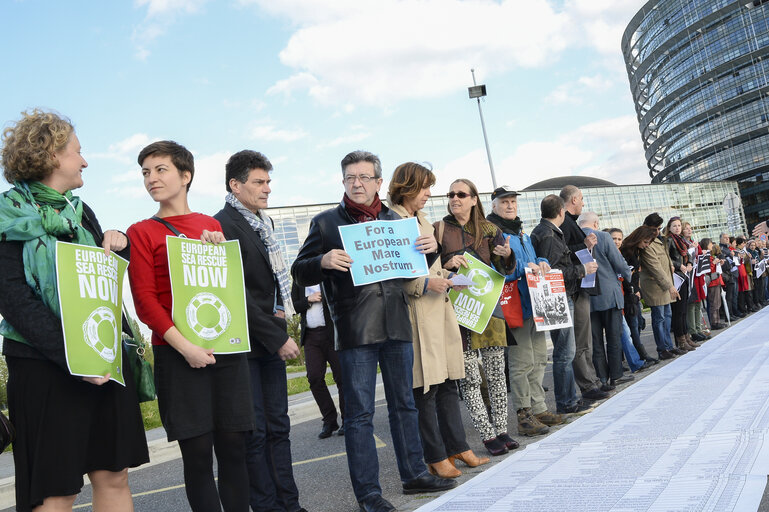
639, 237, 675, 307
389, 203, 465, 392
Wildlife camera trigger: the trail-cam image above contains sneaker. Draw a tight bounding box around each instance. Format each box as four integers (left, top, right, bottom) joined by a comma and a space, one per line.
517, 408, 550, 436
534, 410, 565, 426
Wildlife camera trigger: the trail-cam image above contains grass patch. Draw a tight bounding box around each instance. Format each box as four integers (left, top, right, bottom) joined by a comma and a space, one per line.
286, 365, 306, 374
286, 372, 336, 396
140, 400, 163, 431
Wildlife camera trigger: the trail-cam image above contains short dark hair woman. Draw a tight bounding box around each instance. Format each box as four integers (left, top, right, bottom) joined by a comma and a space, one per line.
0, 109, 149, 511
387, 163, 490, 477
127, 140, 254, 511
437, 178, 516, 456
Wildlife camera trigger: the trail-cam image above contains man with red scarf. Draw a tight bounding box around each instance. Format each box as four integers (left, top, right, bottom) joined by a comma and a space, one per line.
292, 151, 455, 512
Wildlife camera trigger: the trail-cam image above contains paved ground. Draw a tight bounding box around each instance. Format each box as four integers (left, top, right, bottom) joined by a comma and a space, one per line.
2, 311, 768, 511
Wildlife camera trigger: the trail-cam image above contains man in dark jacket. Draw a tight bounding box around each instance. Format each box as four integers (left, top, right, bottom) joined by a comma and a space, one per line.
290, 281, 345, 439
558, 185, 606, 401
214, 150, 306, 512
530, 195, 599, 414
291, 150, 455, 512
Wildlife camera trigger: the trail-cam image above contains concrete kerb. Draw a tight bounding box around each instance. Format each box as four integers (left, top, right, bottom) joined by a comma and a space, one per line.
0, 381, 386, 510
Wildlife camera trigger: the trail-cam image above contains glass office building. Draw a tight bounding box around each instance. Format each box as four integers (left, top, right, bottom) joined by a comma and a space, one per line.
622, 0, 769, 228
267, 181, 745, 265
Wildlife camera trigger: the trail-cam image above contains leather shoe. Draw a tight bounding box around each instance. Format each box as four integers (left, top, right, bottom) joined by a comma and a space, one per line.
658, 350, 675, 360
359, 495, 396, 512
636, 361, 653, 372
483, 437, 508, 456
645, 357, 660, 365
496, 432, 519, 450
402, 473, 458, 494
318, 422, 338, 439
691, 333, 706, 342
609, 374, 635, 386
337, 423, 345, 436
600, 383, 616, 392
671, 347, 687, 355
582, 387, 609, 400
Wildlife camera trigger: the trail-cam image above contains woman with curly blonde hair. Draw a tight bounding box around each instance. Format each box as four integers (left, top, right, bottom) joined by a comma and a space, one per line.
0, 110, 148, 511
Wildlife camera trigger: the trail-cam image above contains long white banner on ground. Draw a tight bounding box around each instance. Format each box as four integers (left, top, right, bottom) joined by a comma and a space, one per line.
416, 308, 769, 512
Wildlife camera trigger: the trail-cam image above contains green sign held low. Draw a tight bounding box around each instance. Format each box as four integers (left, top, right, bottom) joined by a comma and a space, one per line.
56, 242, 128, 385
166, 236, 250, 353
448, 252, 505, 334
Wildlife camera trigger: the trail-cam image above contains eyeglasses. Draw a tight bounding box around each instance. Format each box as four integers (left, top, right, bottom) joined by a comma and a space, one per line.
343, 175, 377, 184
447, 191, 473, 199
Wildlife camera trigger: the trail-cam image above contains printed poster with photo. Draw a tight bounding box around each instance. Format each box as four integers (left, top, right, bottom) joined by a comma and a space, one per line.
525, 268, 572, 331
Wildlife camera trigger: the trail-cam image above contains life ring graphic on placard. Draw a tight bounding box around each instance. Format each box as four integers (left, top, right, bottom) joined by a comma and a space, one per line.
82, 307, 119, 363
466, 268, 493, 297
186, 292, 231, 341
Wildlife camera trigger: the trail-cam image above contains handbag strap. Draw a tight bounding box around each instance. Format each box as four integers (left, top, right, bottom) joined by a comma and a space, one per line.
151, 216, 187, 238
121, 303, 146, 356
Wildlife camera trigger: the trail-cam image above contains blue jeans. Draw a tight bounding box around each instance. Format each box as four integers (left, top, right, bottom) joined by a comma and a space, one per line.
246, 354, 300, 512
548, 298, 578, 411
339, 340, 427, 503
620, 316, 644, 372
650, 304, 673, 353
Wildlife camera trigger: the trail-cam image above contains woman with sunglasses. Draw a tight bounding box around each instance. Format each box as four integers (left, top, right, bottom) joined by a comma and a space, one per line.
436, 179, 516, 456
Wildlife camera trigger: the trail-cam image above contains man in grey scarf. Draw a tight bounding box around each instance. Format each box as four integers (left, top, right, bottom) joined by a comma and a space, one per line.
214, 150, 306, 512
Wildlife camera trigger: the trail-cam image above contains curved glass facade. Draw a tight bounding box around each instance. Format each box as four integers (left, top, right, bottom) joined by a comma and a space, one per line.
623, 0, 769, 227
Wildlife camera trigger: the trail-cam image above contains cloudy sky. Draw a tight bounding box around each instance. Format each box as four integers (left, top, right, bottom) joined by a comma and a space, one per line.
1, 0, 649, 232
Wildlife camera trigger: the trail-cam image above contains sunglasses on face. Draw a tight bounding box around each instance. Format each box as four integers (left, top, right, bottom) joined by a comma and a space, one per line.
447, 191, 473, 199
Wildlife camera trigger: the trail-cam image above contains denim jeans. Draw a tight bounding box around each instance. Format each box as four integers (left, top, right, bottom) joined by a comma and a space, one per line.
624, 310, 649, 360
650, 304, 674, 353
339, 340, 427, 503
620, 316, 644, 372
246, 354, 300, 512
548, 298, 578, 411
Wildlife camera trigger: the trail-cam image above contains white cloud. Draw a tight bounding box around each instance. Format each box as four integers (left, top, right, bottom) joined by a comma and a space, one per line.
545, 74, 614, 104
249, 0, 646, 107
188, 151, 231, 199
255, 0, 570, 106
436, 115, 649, 194
317, 130, 371, 149
90, 133, 153, 164
250, 123, 308, 142
132, 0, 208, 59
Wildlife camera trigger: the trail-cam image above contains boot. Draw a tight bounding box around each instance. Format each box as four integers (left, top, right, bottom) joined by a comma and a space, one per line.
675, 336, 693, 352
516, 408, 550, 436
448, 449, 490, 468
684, 333, 699, 349
428, 459, 462, 478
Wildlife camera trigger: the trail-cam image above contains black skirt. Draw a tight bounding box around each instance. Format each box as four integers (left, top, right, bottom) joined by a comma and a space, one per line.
7, 352, 150, 512
152, 344, 254, 441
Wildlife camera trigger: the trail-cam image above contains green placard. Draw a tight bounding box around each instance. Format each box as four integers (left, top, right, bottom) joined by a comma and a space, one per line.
448, 252, 505, 334
166, 236, 250, 353
56, 242, 128, 385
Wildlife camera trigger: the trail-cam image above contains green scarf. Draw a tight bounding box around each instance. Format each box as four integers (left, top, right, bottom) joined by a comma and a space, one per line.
0, 181, 97, 344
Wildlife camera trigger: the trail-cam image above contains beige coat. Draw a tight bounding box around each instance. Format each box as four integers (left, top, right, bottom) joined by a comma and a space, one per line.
639, 237, 675, 307
389, 203, 465, 392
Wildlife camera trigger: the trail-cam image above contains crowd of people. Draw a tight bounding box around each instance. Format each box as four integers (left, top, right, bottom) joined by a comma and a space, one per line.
0, 108, 768, 512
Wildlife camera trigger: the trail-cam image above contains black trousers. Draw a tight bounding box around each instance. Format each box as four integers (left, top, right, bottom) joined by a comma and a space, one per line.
304, 326, 345, 426
590, 308, 623, 382
413, 380, 470, 464
671, 282, 689, 337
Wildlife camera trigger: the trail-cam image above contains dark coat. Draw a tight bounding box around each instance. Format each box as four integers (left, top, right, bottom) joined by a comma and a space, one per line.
214, 203, 288, 358
582, 227, 631, 311
562, 211, 599, 295
291, 202, 438, 351
291, 281, 333, 346
530, 218, 586, 299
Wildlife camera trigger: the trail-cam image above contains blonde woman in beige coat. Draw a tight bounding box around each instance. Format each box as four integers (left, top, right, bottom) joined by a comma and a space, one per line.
388, 162, 489, 479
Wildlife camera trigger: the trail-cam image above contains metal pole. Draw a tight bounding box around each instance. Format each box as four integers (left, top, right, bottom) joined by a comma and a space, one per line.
471, 69, 498, 189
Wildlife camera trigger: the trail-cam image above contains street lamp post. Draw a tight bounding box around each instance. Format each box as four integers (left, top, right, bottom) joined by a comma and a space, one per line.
468, 68, 498, 189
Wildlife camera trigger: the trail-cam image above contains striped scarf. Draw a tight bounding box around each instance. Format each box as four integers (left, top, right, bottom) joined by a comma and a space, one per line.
225, 193, 294, 316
